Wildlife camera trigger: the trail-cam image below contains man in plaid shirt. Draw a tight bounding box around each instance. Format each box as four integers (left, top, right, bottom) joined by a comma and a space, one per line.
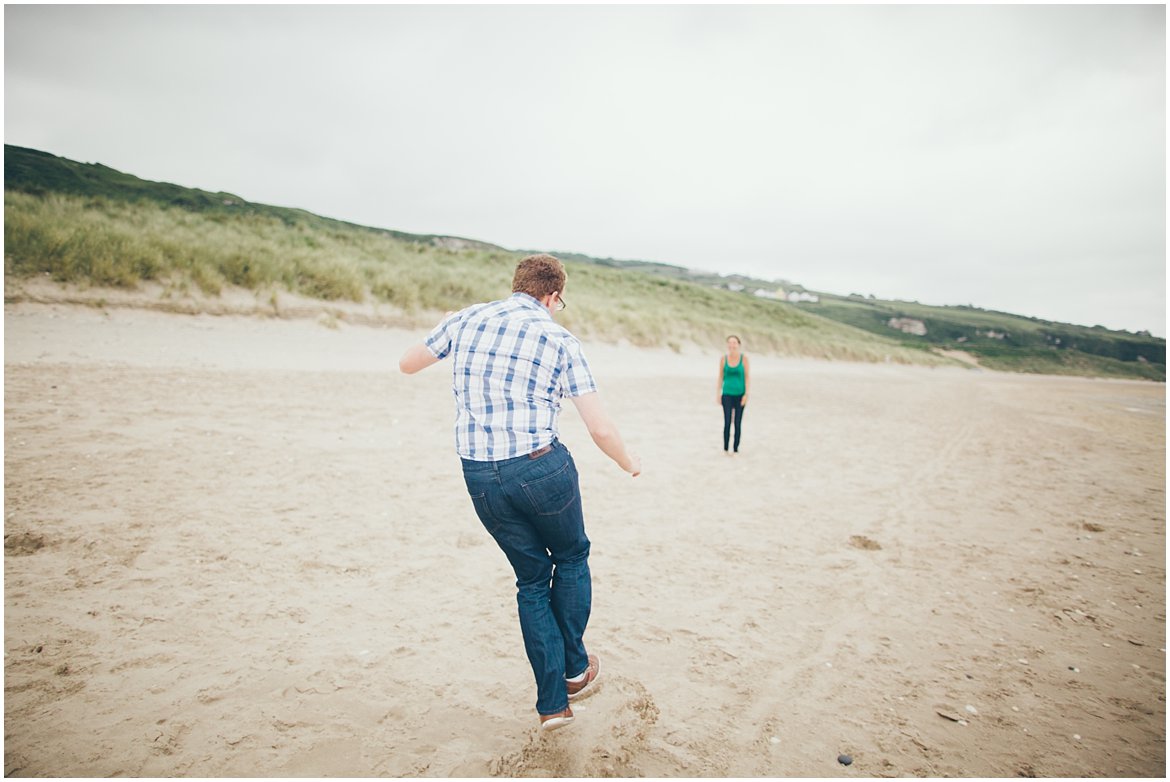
399, 254, 640, 732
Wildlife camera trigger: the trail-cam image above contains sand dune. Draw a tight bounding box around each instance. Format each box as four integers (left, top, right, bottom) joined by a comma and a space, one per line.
4, 303, 1165, 777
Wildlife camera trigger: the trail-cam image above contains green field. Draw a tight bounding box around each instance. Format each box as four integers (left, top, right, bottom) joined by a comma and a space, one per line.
4, 144, 1162, 380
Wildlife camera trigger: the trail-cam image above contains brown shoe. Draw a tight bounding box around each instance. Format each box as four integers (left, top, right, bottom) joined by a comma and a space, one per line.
567, 654, 600, 701
539, 705, 574, 732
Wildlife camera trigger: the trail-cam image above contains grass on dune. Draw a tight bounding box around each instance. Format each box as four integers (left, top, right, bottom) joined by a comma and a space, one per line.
4, 190, 941, 366
3, 191, 512, 307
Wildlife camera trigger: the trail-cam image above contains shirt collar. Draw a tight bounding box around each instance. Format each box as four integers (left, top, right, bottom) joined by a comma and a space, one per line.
510, 291, 552, 318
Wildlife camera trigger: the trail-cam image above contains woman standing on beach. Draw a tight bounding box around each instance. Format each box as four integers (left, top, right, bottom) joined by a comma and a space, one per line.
717, 335, 750, 454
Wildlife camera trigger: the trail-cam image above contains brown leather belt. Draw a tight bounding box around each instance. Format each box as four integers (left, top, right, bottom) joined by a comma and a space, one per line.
528, 445, 553, 459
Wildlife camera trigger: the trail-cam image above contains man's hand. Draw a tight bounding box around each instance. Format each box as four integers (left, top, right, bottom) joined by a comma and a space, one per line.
625, 454, 642, 477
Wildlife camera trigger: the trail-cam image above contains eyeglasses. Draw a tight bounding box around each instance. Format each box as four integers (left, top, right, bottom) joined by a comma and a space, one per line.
556, 292, 567, 312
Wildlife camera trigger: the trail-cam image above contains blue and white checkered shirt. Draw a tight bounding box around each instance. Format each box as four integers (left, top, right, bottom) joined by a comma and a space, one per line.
424, 292, 598, 461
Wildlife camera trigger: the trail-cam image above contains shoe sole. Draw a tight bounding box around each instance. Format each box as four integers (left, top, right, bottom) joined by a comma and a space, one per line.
540, 715, 575, 732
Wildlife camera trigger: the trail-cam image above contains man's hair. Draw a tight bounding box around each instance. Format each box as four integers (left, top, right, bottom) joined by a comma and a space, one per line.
512, 254, 566, 299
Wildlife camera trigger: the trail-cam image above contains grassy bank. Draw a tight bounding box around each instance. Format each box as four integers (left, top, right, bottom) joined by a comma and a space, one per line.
3, 189, 941, 365
6, 144, 1161, 378
4, 190, 509, 309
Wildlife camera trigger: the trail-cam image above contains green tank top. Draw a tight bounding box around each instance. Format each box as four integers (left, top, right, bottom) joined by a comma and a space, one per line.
722, 355, 746, 396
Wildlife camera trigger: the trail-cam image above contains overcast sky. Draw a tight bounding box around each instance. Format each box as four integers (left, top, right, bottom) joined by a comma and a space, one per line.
5, 4, 1166, 335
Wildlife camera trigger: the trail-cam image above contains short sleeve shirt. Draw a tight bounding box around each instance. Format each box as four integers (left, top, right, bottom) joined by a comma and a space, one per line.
424, 292, 598, 461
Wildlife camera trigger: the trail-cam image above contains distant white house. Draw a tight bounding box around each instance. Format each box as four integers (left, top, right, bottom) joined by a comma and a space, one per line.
726, 283, 818, 302
887, 317, 927, 336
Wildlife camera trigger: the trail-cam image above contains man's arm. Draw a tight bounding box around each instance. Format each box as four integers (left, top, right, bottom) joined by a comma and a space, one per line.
399, 343, 441, 374
569, 392, 641, 476
400, 310, 458, 374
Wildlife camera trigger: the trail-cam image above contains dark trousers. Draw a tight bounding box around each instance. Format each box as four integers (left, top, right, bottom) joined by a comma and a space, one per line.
722, 394, 745, 451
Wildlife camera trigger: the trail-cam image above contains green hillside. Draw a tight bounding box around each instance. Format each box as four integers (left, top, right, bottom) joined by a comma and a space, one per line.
799, 294, 1164, 379
3, 145, 501, 250
4, 144, 1162, 380
535, 250, 1163, 379
3, 145, 940, 366
518, 249, 1162, 379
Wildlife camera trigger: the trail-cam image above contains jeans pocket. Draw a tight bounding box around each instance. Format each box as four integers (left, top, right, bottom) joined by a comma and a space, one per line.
520, 461, 578, 516
468, 491, 500, 534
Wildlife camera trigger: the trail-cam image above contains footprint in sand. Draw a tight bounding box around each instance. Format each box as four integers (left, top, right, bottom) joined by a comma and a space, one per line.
489, 675, 660, 777
4, 531, 46, 556
849, 534, 882, 551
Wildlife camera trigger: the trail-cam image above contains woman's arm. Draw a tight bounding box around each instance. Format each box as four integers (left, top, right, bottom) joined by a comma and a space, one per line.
716, 357, 724, 404
742, 355, 751, 406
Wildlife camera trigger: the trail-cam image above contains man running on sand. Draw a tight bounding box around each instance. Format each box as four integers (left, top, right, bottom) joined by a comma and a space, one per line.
399, 253, 641, 732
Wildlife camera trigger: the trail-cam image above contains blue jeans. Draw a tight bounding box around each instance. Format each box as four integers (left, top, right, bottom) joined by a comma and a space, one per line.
461, 440, 592, 716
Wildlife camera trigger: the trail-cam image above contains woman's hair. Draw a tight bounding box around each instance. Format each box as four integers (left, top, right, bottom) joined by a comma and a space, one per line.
726, 334, 742, 345
513, 254, 566, 299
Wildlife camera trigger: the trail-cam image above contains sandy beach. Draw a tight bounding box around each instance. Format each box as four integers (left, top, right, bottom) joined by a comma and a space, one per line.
4, 302, 1165, 777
